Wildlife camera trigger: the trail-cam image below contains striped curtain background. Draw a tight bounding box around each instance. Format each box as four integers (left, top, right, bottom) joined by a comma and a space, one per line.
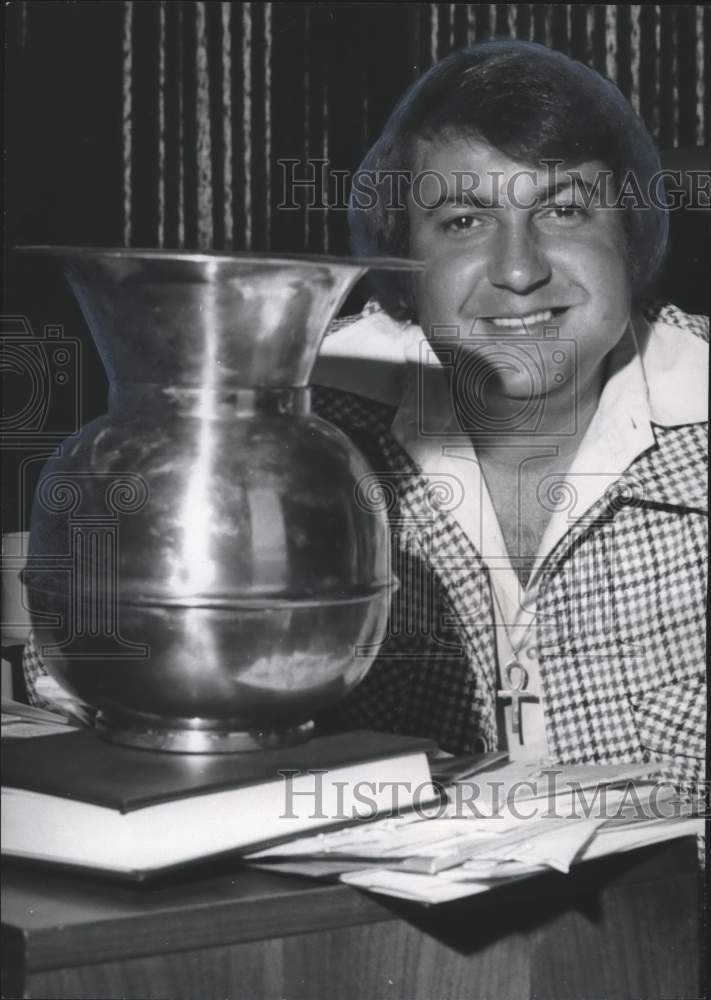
2, 2, 708, 535
10, 2, 710, 255
118, 2, 708, 255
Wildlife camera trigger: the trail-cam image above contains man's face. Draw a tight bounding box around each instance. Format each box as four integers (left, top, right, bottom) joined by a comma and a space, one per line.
407, 137, 632, 407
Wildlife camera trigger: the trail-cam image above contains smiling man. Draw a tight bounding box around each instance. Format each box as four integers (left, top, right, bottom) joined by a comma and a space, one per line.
311, 41, 707, 799
19, 42, 707, 804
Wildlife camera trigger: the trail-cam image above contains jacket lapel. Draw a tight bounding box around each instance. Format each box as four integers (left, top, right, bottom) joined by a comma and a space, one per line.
541, 420, 707, 583
372, 424, 500, 749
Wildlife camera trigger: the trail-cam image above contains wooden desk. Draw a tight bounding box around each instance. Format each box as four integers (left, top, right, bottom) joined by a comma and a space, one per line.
1, 838, 704, 1000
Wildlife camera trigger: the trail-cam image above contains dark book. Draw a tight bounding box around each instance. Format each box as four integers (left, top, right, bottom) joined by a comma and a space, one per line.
2, 729, 436, 877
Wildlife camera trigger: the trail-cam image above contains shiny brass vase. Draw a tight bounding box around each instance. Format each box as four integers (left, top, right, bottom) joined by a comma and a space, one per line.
23, 248, 419, 752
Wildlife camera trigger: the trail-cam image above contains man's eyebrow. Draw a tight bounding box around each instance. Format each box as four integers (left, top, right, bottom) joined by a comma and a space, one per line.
538, 177, 576, 200
424, 193, 491, 212
522, 176, 586, 203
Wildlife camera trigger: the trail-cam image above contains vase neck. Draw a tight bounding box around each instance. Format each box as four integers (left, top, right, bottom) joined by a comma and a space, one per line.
109, 382, 311, 420
63, 254, 370, 388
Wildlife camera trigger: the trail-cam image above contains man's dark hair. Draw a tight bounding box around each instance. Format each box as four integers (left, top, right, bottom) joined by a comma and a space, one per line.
349, 40, 668, 321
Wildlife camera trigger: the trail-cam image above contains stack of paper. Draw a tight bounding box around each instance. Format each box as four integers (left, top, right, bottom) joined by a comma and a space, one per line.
1, 699, 82, 739
247, 761, 704, 904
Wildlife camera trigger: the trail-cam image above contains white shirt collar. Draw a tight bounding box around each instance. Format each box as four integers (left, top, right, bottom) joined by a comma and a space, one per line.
316, 302, 708, 431
316, 300, 707, 573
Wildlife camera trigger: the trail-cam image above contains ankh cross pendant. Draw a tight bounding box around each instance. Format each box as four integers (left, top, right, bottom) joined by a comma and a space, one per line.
497, 659, 539, 739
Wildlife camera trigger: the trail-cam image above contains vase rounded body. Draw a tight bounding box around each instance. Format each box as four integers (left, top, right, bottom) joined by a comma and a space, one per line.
23, 249, 418, 752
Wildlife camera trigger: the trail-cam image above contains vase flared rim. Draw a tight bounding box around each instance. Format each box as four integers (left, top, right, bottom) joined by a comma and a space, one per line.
14, 245, 425, 271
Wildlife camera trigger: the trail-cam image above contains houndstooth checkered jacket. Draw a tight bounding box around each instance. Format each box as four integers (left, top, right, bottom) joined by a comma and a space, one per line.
308, 301, 708, 805
22, 302, 707, 805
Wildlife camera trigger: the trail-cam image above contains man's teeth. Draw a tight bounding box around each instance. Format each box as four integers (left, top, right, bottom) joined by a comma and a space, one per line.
490, 310, 554, 328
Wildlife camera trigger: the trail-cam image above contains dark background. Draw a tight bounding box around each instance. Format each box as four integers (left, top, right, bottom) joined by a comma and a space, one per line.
2, 2, 710, 531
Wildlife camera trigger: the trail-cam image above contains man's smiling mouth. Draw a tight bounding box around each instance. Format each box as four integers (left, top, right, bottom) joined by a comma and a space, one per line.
482, 307, 569, 329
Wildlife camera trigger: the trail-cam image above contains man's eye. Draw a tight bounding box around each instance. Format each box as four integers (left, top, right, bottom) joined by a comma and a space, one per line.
442, 215, 482, 233
539, 205, 588, 223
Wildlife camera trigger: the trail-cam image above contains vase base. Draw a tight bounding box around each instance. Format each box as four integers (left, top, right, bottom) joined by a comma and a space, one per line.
95, 712, 315, 754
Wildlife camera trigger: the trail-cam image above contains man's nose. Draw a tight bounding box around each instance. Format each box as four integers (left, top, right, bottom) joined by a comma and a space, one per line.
486, 223, 551, 293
